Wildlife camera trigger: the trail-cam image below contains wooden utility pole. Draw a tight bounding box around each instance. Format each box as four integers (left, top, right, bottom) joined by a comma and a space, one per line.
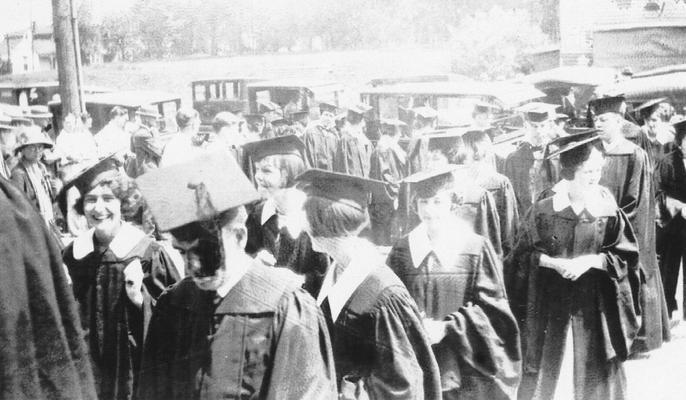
52, 0, 82, 117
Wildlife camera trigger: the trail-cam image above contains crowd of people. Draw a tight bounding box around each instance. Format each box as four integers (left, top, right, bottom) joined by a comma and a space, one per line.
1, 88, 685, 400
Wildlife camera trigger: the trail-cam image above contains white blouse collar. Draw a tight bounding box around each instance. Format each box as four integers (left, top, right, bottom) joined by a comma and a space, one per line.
316, 245, 377, 321
261, 198, 277, 226
72, 223, 147, 260
551, 180, 607, 217
408, 222, 458, 269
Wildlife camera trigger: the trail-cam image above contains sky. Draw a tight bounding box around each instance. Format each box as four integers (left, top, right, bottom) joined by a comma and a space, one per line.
0, 0, 135, 36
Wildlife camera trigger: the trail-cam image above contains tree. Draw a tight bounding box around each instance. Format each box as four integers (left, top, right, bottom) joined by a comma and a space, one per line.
449, 6, 550, 80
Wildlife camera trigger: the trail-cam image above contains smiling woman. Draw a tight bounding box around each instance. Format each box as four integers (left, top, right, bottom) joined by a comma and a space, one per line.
60, 155, 180, 400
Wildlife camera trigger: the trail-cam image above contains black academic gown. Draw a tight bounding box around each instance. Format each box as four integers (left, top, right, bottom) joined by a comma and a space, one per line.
654, 149, 686, 315
459, 165, 519, 258
245, 200, 329, 295
369, 136, 408, 246
63, 225, 180, 400
335, 126, 372, 177
388, 229, 521, 400
138, 265, 338, 400
321, 262, 442, 399
303, 121, 339, 171
0, 177, 97, 400
503, 142, 550, 217
505, 187, 640, 400
599, 139, 670, 352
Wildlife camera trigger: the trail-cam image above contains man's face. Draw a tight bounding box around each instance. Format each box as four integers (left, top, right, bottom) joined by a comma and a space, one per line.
527, 120, 553, 145
645, 112, 660, 136
594, 112, 621, 142
248, 118, 265, 133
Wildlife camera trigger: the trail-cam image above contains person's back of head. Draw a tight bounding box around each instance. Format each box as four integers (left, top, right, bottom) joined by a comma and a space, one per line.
176, 108, 199, 132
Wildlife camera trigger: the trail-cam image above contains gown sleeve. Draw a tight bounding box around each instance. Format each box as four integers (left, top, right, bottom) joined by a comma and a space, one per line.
366, 288, 442, 400
498, 178, 520, 258
142, 242, 181, 302
266, 288, 339, 400
441, 239, 521, 400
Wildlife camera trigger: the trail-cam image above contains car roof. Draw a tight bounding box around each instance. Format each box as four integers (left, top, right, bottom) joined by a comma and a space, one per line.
191, 77, 267, 85
597, 71, 686, 103
49, 90, 181, 108
521, 66, 618, 88
361, 81, 544, 108
247, 79, 345, 91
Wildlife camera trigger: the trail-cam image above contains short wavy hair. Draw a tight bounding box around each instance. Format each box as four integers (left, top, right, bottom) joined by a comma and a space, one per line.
73, 171, 143, 222
303, 195, 369, 238
258, 154, 306, 188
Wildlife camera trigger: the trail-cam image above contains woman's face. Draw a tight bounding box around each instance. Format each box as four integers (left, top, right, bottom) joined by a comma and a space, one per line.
416, 189, 454, 228
83, 184, 122, 236
21, 144, 44, 162
426, 150, 449, 170
254, 157, 286, 197
571, 148, 604, 188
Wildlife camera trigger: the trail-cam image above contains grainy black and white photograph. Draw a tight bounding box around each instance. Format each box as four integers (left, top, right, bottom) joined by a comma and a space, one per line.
2, 1, 686, 399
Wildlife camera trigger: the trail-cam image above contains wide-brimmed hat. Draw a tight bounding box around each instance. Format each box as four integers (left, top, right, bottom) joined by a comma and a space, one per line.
14, 126, 54, 154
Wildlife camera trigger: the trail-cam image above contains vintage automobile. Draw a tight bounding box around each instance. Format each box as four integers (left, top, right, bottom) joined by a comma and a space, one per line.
0, 80, 111, 107
191, 77, 265, 125
521, 66, 618, 124
366, 73, 473, 88
597, 70, 686, 112
360, 80, 545, 139
246, 79, 349, 117
48, 90, 182, 133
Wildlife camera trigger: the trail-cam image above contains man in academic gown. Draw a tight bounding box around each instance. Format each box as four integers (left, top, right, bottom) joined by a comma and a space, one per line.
369, 118, 409, 246
503, 103, 559, 216
591, 95, 671, 353
135, 151, 338, 400
0, 176, 97, 400
335, 103, 373, 177
633, 98, 674, 169
654, 120, 686, 320
297, 169, 442, 400
302, 102, 340, 171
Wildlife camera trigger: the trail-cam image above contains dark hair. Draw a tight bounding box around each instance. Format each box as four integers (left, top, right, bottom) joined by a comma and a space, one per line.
675, 128, 686, 147
73, 171, 140, 215
303, 195, 369, 238
347, 112, 364, 125
109, 106, 128, 120
462, 130, 492, 162
559, 141, 602, 180
428, 138, 467, 165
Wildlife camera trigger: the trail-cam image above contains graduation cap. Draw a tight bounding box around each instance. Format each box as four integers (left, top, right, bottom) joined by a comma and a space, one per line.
319, 101, 339, 114
423, 131, 464, 152
347, 103, 373, 116
517, 102, 560, 122
555, 113, 570, 122
403, 165, 458, 199
268, 117, 290, 126
672, 119, 686, 138
589, 95, 626, 116
634, 98, 666, 121
412, 106, 438, 119
244, 113, 266, 122
136, 150, 260, 231
289, 110, 310, 122
242, 135, 305, 161
295, 169, 387, 211
545, 129, 600, 160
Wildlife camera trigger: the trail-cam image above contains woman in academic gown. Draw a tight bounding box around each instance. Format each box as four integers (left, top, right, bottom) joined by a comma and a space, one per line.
0, 176, 97, 400
387, 166, 521, 400
404, 132, 503, 256
61, 156, 180, 400
505, 136, 640, 400
242, 135, 330, 295
462, 129, 520, 258
335, 105, 373, 177
298, 169, 442, 400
